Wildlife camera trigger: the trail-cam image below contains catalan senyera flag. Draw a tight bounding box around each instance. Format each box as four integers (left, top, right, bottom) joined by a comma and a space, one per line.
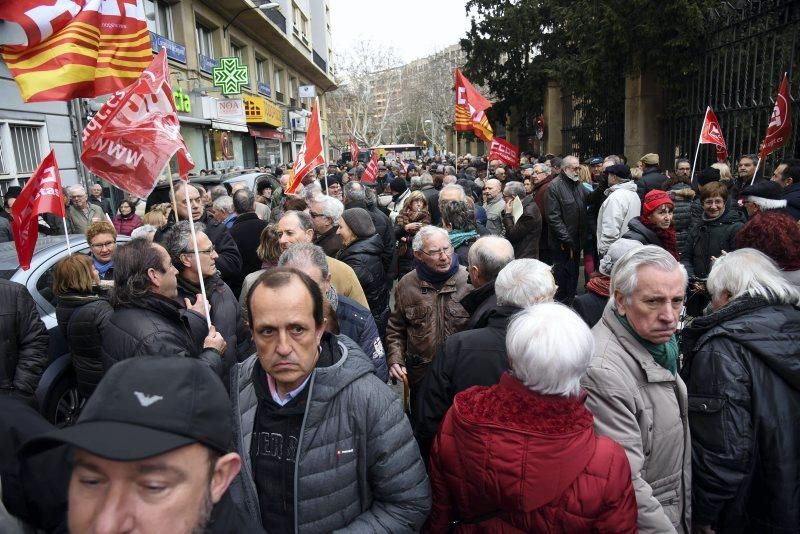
455, 68, 494, 142
0, 0, 151, 102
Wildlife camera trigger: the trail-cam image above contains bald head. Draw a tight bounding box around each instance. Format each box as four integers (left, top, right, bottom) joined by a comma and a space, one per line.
484, 178, 502, 201
467, 235, 515, 288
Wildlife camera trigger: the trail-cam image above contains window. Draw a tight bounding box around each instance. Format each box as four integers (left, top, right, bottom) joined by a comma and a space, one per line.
0, 122, 48, 191
256, 57, 267, 83
289, 76, 298, 107
231, 43, 244, 61
292, 3, 309, 41
196, 23, 214, 57
274, 66, 284, 102
144, 0, 173, 38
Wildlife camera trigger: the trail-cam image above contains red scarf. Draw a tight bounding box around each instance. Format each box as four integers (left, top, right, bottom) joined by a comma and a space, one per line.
641, 216, 680, 261
586, 274, 611, 297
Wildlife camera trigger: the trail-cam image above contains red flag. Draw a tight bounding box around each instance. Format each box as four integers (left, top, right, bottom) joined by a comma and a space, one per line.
11, 149, 66, 270
699, 107, 729, 162
759, 73, 793, 160
286, 98, 325, 194
396, 155, 408, 173
361, 152, 379, 184
454, 68, 494, 142
349, 136, 360, 165
80, 49, 194, 198
488, 137, 520, 168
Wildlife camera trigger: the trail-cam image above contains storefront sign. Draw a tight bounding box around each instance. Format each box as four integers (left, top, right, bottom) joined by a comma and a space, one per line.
212, 57, 249, 95
248, 127, 284, 140
150, 32, 187, 64
258, 81, 272, 97
216, 98, 246, 123
243, 95, 282, 127
173, 87, 191, 113
199, 54, 218, 74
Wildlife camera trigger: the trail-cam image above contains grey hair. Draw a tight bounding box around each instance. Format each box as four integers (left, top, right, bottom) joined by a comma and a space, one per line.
707, 248, 800, 306
410, 176, 423, 189
233, 188, 255, 214
506, 303, 594, 397
209, 185, 228, 201
129, 224, 157, 241
444, 165, 456, 175
495, 259, 556, 307
281, 209, 314, 232
302, 182, 322, 200
213, 195, 233, 214
467, 236, 514, 281
440, 184, 466, 201
412, 224, 449, 252
504, 181, 526, 198
313, 195, 344, 223
161, 220, 206, 267
561, 155, 579, 169
344, 181, 365, 202
277, 243, 330, 279
533, 163, 551, 175
610, 245, 688, 303
420, 173, 434, 186
67, 184, 86, 196
604, 155, 622, 165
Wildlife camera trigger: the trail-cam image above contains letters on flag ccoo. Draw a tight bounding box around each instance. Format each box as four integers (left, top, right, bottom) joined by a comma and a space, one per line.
488, 137, 520, 168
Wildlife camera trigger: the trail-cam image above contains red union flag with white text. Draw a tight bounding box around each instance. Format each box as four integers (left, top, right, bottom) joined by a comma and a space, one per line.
349, 136, 360, 165
488, 137, 520, 168
11, 149, 66, 270
286, 98, 325, 194
699, 107, 728, 162
361, 152, 379, 184
759, 73, 793, 160
81, 49, 194, 198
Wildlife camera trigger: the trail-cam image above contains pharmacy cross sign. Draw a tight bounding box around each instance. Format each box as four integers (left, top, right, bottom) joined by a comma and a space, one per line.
212, 57, 249, 95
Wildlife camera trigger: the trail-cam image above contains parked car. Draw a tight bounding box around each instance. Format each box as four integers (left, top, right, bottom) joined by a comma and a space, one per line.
0, 234, 130, 427
223, 171, 278, 192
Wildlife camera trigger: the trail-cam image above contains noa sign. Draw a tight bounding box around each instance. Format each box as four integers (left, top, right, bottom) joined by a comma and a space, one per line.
216, 98, 246, 122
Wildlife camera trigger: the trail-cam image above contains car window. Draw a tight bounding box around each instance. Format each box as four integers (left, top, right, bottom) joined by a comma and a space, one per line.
36, 262, 58, 307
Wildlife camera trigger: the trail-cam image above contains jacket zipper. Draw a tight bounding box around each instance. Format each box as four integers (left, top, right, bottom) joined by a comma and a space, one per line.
293, 370, 316, 534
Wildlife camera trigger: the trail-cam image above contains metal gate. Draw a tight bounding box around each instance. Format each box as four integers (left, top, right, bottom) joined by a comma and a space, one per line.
562, 93, 625, 161
660, 0, 800, 173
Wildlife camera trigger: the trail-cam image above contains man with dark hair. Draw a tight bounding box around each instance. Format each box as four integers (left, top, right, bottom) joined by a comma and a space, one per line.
771, 159, 800, 221
230, 188, 269, 280
229, 268, 430, 532
101, 238, 227, 375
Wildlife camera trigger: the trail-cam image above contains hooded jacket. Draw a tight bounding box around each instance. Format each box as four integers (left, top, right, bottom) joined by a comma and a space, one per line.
680, 296, 800, 532
669, 184, 696, 253
622, 217, 663, 248
426, 373, 637, 532
229, 334, 431, 533
681, 208, 745, 279
337, 234, 390, 319
597, 181, 641, 257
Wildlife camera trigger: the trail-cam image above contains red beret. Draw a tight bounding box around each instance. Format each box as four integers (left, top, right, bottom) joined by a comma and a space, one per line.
642, 189, 674, 217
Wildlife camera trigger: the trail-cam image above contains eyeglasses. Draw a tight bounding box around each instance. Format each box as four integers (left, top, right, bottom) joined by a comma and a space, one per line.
309, 211, 327, 218
420, 245, 454, 258
183, 245, 215, 255
90, 241, 116, 250
70, 194, 87, 200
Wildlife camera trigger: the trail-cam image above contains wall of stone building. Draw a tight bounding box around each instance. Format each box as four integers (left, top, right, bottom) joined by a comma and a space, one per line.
542, 80, 564, 156
624, 73, 663, 163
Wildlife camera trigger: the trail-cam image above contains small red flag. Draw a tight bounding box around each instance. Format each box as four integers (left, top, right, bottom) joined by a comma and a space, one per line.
11, 149, 66, 270
286, 98, 325, 194
349, 136, 360, 165
759, 73, 793, 160
361, 152, 379, 184
80, 49, 195, 198
699, 107, 729, 162
488, 137, 520, 168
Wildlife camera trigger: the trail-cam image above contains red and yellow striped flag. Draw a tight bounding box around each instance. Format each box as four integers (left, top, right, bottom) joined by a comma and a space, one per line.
0, 0, 151, 102
454, 68, 494, 142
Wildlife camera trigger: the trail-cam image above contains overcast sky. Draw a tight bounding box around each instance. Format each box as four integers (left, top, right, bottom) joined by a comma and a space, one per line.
330, 0, 472, 64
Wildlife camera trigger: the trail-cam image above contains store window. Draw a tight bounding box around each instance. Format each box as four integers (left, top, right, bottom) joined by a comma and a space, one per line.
144, 0, 173, 38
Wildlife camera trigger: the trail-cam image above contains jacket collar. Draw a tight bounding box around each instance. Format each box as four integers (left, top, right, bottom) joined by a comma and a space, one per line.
233, 211, 260, 224
417, 265, 467, 294
460, 280, 495, 314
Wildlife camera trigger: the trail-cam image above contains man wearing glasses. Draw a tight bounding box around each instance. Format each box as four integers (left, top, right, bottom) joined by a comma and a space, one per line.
66, 185, 105, 235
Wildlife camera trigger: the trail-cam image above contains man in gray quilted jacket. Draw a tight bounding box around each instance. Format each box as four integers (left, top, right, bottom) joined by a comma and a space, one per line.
229, 267, 430, 533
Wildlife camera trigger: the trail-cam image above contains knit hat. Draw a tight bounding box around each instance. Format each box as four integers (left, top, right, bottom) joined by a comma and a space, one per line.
739, 180, 787, 210
697, 167, 721, 187
390, 177, 408, 195
606, 164, 632, 181
600, 238, 643, 276
340, 207, 375, 238
643, 189, 674, 217
639, 153, 659, 166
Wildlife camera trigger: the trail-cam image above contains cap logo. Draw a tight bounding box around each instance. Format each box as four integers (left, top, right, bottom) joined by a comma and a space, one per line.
134, 391, 164, 407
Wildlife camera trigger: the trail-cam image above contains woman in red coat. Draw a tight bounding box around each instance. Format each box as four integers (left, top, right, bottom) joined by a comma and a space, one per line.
426, 303, 637, 533
111, 199, 142, 236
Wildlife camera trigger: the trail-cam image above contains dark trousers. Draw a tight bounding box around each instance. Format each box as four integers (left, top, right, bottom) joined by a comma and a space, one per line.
552, 245, 581, 304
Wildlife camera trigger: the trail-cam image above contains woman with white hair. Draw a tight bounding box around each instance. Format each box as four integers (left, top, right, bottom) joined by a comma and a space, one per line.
426, 303, 637, 532
680, 248, 800, 532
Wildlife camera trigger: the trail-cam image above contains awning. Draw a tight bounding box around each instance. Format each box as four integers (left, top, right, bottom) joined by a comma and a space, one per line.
248, 127, 284, 140
179, 116, 211, 126
211, 120, 248, 133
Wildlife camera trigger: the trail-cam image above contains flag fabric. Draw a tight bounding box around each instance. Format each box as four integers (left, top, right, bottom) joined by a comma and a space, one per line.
349, 136, 360, 165
396, 155, 408, 174
699, 106, 729, 162
361, 152, 379, 184
286, 98, 325, 194
80, 49, 194, 199
759, 73, 793, 160
11, 149, 66, 270
0, 0, 151, 102
455, 68, 494, 142
488, 137, 520, 168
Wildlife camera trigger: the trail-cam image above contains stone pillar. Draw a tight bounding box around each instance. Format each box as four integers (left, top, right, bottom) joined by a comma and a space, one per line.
543, 80, 564, 156
624, 73, 663, 163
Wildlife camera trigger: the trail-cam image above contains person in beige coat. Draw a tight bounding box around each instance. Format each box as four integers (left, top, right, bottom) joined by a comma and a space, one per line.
581, 245, 691, 533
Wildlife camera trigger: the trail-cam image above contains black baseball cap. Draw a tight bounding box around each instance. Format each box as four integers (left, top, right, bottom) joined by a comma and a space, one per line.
24, 357, 232, 461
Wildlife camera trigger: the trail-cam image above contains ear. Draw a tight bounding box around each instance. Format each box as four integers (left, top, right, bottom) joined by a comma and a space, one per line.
305, 228, 315, 240
179, 253, 193, 269
146, 267, 160, 289
613, 290, 628, 316
209, 452, 242, 504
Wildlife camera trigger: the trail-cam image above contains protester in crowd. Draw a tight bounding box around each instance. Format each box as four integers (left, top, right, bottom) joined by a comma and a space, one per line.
572, 238, 642, 328
142, 207, 168, 229
771, 160, 800, 220
547, 155, 588, 304
66, 185, 105, 234
277, 243, 387, 381
101, 238, 226, 376
111, 199, 142, 236
530, 162, 555, 263
582, 245, 691, 532
735, 210, 800, 288
673, 158, 691, 182
212, 195, 236, 228
418, 173, 441, 225
501, 180, 542, 259
416, 258, 555, 460
0, 279, 48, 404
22, 357, 253, 533
229, 188, 269, 288
738, 180, 787, 218
623, 189, 680, 260
53, 254, 112, 398
163, 222, 251, 375
663, 169, 696, 253
231, 182, 270, 221
88, 183, 113, 217
736, 154, 759, 188
308, 194, 345, 257
426, 303, 637, 532
336, 208, 390, 334
343, 181, 395, 273
636, 153, 669, 199
238, 224, 285, 319
440, 198, 480, 266
522, 172, 534, 195
596, 164, 640, 258
0, 186, 20, 222
482, 178, 505, 236
459, 235, 515, 329
129, 223, 157, 241
229, 268, 430, 531
681, 248, 800, 532
578, 163, 595, 192
394, 190, 432, 280
84, 221, 117, 283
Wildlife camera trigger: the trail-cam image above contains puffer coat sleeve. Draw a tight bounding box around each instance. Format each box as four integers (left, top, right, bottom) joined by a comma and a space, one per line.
6, 283, 49, 398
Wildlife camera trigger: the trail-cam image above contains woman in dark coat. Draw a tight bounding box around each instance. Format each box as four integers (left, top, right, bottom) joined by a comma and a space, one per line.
681, 248, 800, 532
394, 191, 432, 280
111, 199, 142, 236
623, 189, 681, 260
53, 254, 113, 398
337, 208, 390, 334
664, 173, 696, 253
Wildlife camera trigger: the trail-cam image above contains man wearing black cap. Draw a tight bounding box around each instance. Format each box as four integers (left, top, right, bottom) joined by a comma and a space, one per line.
22, 356, 252, 533
739, 180, 788, 218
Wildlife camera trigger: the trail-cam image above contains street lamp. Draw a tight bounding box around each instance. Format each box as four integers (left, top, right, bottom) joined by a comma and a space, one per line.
223, 2, 279, 32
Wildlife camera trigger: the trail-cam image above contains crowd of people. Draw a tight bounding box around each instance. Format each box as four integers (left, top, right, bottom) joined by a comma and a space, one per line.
0, 149, 798, 533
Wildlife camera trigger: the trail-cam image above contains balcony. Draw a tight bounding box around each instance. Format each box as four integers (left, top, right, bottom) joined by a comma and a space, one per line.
313, 50, 327, 73
266, 9, 286, 33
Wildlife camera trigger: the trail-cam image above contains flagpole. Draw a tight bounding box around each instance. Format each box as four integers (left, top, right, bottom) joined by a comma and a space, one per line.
751, 158, 761, 186
167, 168, 180, 222
61, 216, 72, 255
690, 107, 708, 185
182, 182, 211, 329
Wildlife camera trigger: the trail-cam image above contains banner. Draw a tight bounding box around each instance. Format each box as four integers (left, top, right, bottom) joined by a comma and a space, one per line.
699, 107, 729, 162
285, 98, 325, 194
349, 136, 360, 164
11, 150, 66, 270
759, 73, 793, 161
0, 0, 151, 102
488, 137, 520, 168
361, 152, 379, 184
81, 49, 194, 199
455, 68, 494, 142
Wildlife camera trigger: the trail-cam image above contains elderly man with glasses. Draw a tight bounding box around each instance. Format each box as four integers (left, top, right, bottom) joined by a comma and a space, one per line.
66, 185, 105, 235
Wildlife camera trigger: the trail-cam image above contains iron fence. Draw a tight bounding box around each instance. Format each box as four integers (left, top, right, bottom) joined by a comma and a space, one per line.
561, 93, 625, 161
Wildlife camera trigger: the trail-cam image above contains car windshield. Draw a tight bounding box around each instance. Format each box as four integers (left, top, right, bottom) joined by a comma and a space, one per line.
0, 235, 84, 280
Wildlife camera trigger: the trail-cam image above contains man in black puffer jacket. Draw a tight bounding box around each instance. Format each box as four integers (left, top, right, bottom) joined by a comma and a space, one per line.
0, 280, 48, 405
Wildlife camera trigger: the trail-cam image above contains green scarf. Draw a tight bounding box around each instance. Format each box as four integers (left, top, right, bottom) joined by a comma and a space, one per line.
448, 229, 478, 249
613, 309, 679, 375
